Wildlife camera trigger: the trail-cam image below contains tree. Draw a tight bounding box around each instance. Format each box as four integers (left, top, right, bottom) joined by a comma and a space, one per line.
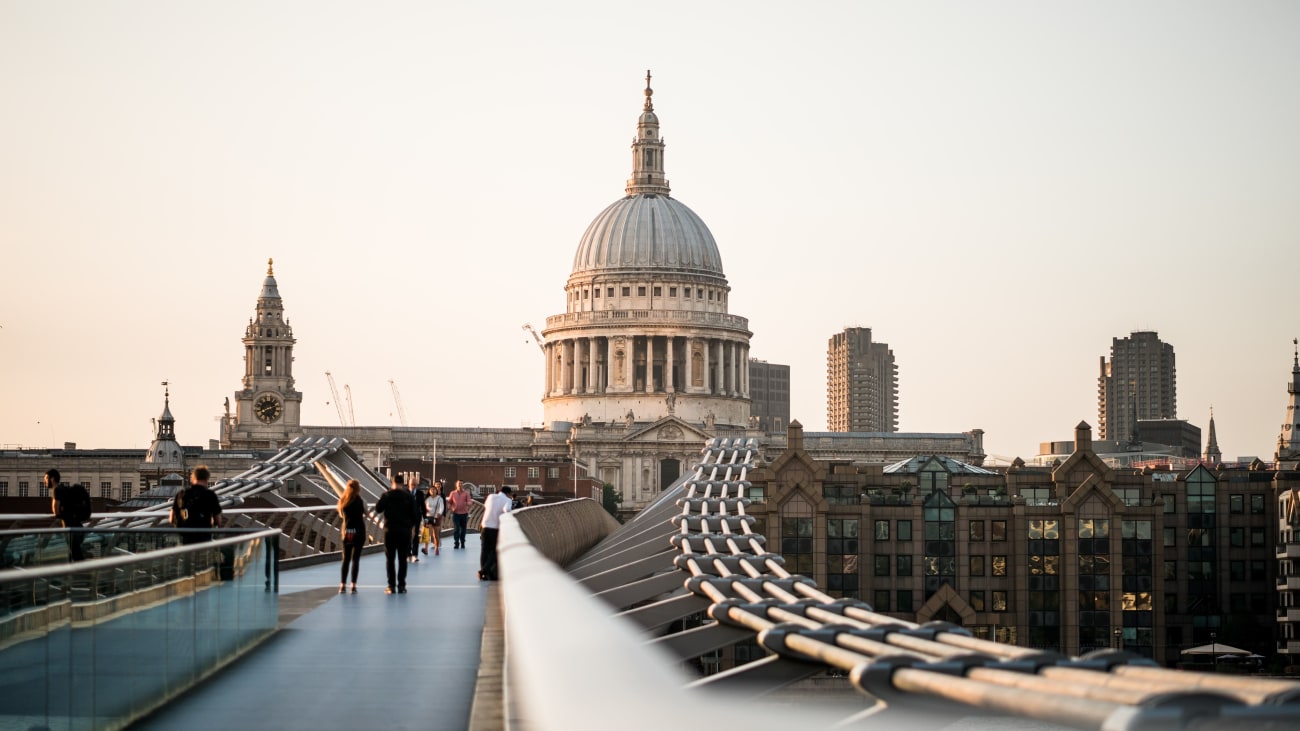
601, 483, 623, 522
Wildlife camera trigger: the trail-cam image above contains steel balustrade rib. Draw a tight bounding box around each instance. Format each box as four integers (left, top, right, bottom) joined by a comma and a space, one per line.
499, 435, 1300, 731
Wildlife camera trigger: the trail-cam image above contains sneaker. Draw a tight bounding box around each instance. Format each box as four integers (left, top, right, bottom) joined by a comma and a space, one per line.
398, 587, 407, 594
385, 587, 394, 595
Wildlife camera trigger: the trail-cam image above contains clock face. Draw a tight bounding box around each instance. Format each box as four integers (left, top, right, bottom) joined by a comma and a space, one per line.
254, 395, 283, 424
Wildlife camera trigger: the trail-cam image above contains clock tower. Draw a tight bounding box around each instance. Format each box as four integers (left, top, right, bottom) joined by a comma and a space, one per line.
222, 259, 303, 449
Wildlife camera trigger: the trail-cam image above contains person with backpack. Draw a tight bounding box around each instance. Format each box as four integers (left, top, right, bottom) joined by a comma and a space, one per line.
374, 473, 418, 594
48, 468, 91, 562
170, 465, 222, 544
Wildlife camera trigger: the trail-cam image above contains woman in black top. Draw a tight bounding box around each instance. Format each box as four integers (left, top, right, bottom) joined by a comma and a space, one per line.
338, 479, 366, 593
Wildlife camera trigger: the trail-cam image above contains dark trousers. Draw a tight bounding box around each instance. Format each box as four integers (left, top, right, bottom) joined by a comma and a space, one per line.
341, 542, 362, 584
479, 527, 499, 580
64, 524, 86, 562
383, 531, 410, 590
452, 513, 469, 547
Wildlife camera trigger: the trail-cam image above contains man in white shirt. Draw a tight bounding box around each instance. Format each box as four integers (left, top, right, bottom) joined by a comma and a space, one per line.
478, 486, 513, 581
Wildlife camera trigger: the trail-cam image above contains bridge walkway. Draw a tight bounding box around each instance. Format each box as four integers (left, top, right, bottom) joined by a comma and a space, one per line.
132, 544, 492, 731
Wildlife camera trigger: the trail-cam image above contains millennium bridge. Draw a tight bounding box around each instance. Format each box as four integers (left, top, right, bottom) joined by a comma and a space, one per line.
2, 436, 1298, 730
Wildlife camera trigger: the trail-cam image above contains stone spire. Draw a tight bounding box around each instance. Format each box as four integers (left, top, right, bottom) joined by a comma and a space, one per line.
1279, 339, 1300, 465
143, 381, 184, 472
625, 70, 671, 197
1204, 406, 1221, 464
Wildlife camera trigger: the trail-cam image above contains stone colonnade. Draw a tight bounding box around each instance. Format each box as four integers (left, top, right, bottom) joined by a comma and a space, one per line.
544, 335, 749, 398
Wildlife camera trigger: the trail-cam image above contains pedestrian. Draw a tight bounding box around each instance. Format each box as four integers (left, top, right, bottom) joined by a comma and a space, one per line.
478, 485, 513, 581
422, 481, 445, 556
337, 479, 366, 594
169, 465, 222, 544
374, 474, 418, 594
408, 476, 425, 563
49, 468, 91, 562
448, 480, 473, 549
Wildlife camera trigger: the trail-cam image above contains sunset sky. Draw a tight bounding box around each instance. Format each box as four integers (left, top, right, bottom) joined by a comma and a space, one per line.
2, 2, 1297, 462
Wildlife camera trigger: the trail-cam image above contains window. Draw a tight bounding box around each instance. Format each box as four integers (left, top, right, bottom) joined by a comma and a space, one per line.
1230, 527, 1244, 547
697, 289, 704, 299
874, 555, 890, 576
39, 480, 50, 497
1251, 560, 1266, 581
547, 467, 559, 479
897, 520, 912, 541
781, 514, 814, 575
896, 555, 912, 576
121, 482, 132, 499
582, 289, 589, 299
504, 467, 516, 479
970, 591, 986, 612
992, 555, 1007, 576
607, 287, 614, 297
527, 467, 540, 479
1163, 527, 1176, 547
707, 290, 714, 300
970, 555, 986, 576
1230, 494, 1244, 514
1251, 494, 1265, 514
991, 520, 1007, 541
621, 286, 630, 297
18, 481, 29, 497
874, 520, 890, 541
873, 590, 890, 612
652, 286, 661, 296
992, 591, 1007, 612
896, 590, 913, 612
100, 481, 112, 498
637, 286, 646, 297
684, 287, 691, 298
0, 481, 7, 497
669, 287, 677, 297
1230, 561, 1245, 581
593, 288, 600, 298
1164, 560, 1176, 581
1251, 527, 1265, 547
826, 518, 860, 598
1163, 494, 1175, 513
969, 520, 985, 541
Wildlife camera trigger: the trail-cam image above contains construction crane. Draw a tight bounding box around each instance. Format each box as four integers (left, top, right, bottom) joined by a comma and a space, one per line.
389, 379, 408, 427
325, 372, 348, 427
343, 385, 356, 427
522, 323, 545, 353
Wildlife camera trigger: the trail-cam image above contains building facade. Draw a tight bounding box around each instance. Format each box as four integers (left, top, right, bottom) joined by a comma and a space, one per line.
1277, 340, 1300, 468
1098, 331, 1177, 443
827, 327, 898, 433
749, 420, 1287, 667
748, 359, 790, 435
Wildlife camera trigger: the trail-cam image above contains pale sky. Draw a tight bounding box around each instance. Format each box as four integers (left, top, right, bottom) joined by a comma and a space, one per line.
2, 1, 1297, 462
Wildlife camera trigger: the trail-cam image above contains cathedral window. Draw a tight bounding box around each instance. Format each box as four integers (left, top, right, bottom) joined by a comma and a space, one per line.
653, 286, 661, 296
638, 286, 646, 297
697, 289, 704, 299
622, 286, 630, 297
684, 287, 691, 297
583, 290, 589, 299
607, 287, 614, 297
669, 287, 677, 297
593, 289, 600, 298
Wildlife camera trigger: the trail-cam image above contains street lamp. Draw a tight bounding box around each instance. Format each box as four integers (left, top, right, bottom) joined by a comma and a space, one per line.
1113, 627, 1122, 651
1211, 632, 1218, 672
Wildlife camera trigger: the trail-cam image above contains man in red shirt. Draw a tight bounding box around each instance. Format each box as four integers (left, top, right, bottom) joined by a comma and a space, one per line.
447, 480, 473, 549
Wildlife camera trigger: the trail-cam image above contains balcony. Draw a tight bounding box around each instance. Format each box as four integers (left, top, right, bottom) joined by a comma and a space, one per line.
1276, 607, 1300, 622
1278, 639, 1300, 655
1277, 576, 1300, 591
544, 309, 750, 331
1277, 543, 1300, 559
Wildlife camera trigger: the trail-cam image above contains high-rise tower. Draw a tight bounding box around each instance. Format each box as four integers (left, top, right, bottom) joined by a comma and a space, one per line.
222, 259, 303, 449
826, 327, 898, 432
1097, 331, 1176, 443
1277, 339, 1300, 467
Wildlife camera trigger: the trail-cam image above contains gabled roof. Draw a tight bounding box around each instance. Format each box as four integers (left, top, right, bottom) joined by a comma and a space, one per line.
883, 455, 995, 475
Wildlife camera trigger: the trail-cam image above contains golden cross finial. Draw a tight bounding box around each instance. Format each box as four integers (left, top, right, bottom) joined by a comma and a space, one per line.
643, 69, 654, 111
267, 258, 274, 276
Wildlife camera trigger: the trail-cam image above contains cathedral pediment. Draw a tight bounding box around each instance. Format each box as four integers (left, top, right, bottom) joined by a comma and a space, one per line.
621, 416, 710, 444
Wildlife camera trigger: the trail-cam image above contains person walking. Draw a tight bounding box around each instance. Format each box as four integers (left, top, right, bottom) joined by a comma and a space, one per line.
48, 468, 91, 562
374, 474, 418, 594
337, 479, 366, 594
422, 481, 446, 556
408, 476, 425, 563
170, 465, 222, 544
478, 486, 513, 581
447, 480, 472, 549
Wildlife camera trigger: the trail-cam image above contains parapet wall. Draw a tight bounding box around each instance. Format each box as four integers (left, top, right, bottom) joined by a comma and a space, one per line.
511, 499, 620, 567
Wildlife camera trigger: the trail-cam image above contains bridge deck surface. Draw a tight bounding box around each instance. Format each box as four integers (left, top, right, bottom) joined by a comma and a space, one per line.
133, 544, 490, 731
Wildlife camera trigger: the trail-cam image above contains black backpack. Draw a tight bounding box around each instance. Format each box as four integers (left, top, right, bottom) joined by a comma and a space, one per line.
175, 486, 212, 528
59, 484, 92, 523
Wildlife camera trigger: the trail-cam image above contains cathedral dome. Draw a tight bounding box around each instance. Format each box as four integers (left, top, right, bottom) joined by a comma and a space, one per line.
571, 194, 724, 277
